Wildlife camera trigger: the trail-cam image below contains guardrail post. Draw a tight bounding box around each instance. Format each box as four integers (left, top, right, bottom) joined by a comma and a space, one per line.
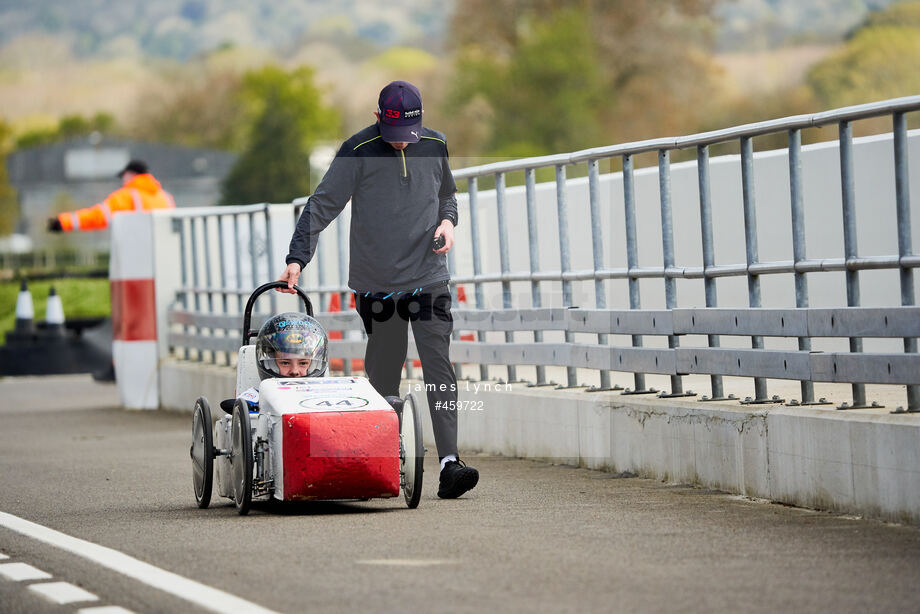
202, 215, 216, 364
233, 214, 244, 313
447, 244, 462, 381
263, 206, 277, 316
468, 177, 489, 381
217, 214, 232, 366
190, 217, 203, 362
696, 145, 731, 401
556, 164, 578, 388
893, 112, 919, 412
587, 159, 617, 392
495, 171, 518, 383
248, 212, 259, 301
525, 168, 550, 386
336, 213, 352, 376
311, 214, 331, 369
838, 121, 871, 409
315, 214, 327, 334
788, 129, 826, 406
658, 149, 692, 398
620, 153, 656, 395
740, 137, 779, 404
175, 217, 190, 360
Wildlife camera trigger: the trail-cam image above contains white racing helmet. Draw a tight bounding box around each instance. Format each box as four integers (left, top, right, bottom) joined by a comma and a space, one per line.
255, 312, 328, 379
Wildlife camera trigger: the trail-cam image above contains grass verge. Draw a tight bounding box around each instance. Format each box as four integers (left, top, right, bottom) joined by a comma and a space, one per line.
0, 278, 110, 342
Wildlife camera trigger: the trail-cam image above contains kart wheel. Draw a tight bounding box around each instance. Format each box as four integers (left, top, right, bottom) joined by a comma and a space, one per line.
399, 393, 424, 508
230, 399, 253, 516
191, 397, 214, 509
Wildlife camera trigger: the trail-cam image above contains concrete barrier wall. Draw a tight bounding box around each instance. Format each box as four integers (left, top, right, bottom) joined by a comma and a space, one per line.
160, 359, 920, 524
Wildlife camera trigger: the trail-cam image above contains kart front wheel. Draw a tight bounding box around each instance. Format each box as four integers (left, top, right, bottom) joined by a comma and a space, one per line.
399, 393, 424, 509
191, 397, 214, 509
230, 399, 253, 516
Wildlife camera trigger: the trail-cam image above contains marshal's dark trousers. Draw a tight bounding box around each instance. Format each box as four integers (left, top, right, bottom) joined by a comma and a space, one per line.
355, 283, 458, 459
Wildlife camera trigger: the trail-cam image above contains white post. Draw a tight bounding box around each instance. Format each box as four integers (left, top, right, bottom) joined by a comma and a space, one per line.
110, 213, 159, 410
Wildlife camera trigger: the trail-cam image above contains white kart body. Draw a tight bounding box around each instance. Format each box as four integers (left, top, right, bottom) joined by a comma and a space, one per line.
215, 345, 398, 501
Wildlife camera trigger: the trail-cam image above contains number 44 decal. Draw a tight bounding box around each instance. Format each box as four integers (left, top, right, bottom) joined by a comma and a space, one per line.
299, 396, 370, 410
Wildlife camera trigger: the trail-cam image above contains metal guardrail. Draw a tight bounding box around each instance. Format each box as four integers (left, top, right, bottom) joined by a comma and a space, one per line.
449, 95, 920, 409
167, 96, 920, 411
168, 305, 920, 386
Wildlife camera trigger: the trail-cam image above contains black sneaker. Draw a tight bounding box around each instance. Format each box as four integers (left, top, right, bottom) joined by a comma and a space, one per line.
438, 460, 479, 499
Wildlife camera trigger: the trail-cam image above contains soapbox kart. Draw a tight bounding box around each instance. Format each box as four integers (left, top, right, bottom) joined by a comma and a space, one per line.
190, 281, 424, 515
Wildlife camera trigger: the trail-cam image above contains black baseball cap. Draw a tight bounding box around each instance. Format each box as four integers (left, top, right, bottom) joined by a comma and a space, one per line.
117, 159, 149, 178
377, 81, 423, 143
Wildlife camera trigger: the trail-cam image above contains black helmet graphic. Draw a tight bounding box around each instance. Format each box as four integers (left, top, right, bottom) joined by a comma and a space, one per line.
255, 313, 328, 379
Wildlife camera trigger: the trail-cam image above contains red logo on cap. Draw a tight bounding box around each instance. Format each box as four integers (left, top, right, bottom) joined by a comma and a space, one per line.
384, 109, 400, 119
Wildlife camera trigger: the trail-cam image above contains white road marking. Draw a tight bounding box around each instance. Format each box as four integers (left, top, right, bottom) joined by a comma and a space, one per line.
29, 581, 99, 604
357, 558, 452, 566
0, 562, 52, 581
0, 512, 280, 614
78, 608, 137, 614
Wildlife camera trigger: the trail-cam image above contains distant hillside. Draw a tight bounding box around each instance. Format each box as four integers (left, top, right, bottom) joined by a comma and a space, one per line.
0, 0, 906, 63
0, 0, 911, 147
0, 0, 452, 60
716, 0, 901, 50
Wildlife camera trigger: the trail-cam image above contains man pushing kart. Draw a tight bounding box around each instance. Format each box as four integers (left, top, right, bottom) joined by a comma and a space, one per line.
277, 80, 479, 499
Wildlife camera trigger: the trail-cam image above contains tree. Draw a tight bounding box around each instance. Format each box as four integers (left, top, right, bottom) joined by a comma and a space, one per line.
0, 119, 18, 236
219, 65, 339, 205
808, 2, 920, 108
15, 113, 116, 149
445, 0, 720, 156
128, 64, 247, 151
218, 96, 313, 205
492, 9, 606, 155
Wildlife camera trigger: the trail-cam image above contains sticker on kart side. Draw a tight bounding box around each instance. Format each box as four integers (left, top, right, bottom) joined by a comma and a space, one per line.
239, 387, 259, 403
278, 378, 358, 386
299, 396, 369, 410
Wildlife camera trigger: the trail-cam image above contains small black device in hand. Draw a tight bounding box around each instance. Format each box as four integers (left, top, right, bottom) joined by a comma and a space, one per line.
432, 235, 446, 250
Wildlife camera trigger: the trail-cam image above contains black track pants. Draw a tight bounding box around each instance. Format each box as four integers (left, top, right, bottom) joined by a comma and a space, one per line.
355, 284, 458, 459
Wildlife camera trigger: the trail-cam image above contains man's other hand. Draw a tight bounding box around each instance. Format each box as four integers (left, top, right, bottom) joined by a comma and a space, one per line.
433, 220, 454, 254
47, 217, 63, 232
276, 262, 302, 294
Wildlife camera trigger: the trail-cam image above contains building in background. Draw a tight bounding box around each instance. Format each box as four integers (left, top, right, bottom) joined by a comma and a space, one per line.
6, 134, 236, 252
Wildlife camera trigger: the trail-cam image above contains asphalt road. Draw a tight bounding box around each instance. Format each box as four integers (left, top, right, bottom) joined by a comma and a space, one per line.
1, 375, 919, 614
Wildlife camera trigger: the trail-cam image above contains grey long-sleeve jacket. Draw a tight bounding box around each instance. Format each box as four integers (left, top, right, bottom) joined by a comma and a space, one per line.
286, 123, 459, 293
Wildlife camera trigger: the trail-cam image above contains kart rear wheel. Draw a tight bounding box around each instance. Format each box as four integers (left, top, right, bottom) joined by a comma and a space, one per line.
191, 397, 214, 509
400, 393, 424, 508
230, 399, 253, 515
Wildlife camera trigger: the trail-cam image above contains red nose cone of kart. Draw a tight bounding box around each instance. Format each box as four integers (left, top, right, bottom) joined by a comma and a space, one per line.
282, 410, 400, 500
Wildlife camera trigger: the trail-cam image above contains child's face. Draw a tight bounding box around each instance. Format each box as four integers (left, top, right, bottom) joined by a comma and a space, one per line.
275, 352, 312, 377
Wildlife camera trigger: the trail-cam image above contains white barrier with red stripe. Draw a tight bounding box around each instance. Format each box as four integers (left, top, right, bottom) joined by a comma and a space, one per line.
110, 212, 159, 409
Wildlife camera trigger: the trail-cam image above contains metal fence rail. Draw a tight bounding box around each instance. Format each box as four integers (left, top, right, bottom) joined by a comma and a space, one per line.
168, 305, 920, 387
446, 95, 920, 409
166, 96, 920, 412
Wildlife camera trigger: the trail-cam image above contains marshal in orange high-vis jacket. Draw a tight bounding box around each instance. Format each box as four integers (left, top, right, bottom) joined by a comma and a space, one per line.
52, 160, 175, 232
